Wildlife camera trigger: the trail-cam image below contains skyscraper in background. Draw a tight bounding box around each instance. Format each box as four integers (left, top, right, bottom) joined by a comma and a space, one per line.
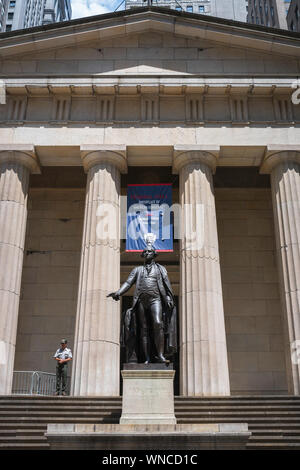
4, 0, 72, 32
247, 0, 291, 29
287, 0, 300, 30
125, 0, 248, 23
0, 0, 8, 32
43, 0, 72, 26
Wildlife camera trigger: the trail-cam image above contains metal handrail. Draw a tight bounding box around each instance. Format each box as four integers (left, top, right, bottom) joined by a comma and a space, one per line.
12, 371, 70, 396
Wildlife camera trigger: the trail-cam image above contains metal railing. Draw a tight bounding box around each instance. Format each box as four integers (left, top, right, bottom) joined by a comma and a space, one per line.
12, 371, 63, 396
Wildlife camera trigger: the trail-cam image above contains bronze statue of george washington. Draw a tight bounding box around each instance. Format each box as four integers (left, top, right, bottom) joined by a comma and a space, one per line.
107, 244, 177, 364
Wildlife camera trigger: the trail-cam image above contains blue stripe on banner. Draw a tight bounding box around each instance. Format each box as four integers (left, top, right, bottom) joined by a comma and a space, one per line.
126, 183, 173, 252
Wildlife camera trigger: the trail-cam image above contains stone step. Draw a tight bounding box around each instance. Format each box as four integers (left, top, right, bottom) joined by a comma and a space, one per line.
177, 417, 300, 423
174, 396, 300, 401
0, 397, 122, 401
1, 402, 298, 409
247, 443, 300, 449
0, 423, 48, 429
176, 409, 300, 418
2, 396, 298, 403
0, 410, 121, 416
0, 405, 122, 412
2, 406, 298, 413
250, 435, 300, 443
252, 430, 300, 436
1, 415, 297, 424
0, 443, 50, 450
0, 395, 121, 400
0, 429, 45, 436
0, 436, 48, 443
0, 417, 120, 424
174, 405, 300, 411
0, 401, 122, 407
248, 423, 300, 428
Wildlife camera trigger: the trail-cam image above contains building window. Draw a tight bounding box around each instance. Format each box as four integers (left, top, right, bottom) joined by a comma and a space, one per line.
199, 6, 205, 13
7, 12, 14, 20
6, 24, 12, 31
175, 6, 182, 11
186, 5, 193, 13
9, 0, 16, 7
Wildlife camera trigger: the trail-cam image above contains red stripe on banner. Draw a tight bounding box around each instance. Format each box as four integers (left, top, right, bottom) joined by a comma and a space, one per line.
126, 250, 174, 252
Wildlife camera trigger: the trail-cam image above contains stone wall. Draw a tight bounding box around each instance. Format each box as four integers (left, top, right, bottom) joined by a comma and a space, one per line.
14, 188, 85, 375
216, 188, 288, 394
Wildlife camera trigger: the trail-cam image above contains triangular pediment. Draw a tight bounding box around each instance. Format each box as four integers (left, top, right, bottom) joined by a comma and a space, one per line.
0, 8, 300, 78
0, 7, 300, 58
1, 31, 299, 78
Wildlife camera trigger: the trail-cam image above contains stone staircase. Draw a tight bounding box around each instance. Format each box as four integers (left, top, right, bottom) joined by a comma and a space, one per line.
0, 396, 122, 449
0, 395, 299, 449
175, 396, 300, 449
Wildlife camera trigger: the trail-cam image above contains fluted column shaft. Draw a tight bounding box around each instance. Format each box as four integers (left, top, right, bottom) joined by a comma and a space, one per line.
174, 150, 230, 396
262, 151, 300, 394
71, 148, 126, 396
0, 150, 38, 394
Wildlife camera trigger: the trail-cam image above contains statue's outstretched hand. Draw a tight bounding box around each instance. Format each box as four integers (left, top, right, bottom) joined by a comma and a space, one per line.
167, 298, 174, 310
107, 292, 120, 301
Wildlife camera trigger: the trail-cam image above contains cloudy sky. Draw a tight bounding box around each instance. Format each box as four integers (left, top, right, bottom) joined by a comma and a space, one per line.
71, 0, 126, 19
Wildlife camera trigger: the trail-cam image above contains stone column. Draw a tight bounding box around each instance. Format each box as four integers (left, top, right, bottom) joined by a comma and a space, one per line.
71, 146, 127, 396
0, 148, 39, 395
173, 147, 230, 396
261, 150, 300, 395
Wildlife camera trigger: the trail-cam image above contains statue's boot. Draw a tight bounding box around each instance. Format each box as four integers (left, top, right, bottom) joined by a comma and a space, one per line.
154, 327, 170, 364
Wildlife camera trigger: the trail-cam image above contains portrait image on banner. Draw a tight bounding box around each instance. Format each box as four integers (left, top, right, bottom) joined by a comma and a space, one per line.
126, 183, 173, 252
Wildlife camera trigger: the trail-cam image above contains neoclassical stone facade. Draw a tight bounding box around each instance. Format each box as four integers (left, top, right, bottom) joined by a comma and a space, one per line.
0, 7, 299, 396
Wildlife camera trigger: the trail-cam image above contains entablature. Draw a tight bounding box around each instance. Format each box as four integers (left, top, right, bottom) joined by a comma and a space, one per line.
1, 78, 299, 126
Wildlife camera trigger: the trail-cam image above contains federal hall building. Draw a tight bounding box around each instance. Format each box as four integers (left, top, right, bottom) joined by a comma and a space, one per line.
0, 6, 300, 400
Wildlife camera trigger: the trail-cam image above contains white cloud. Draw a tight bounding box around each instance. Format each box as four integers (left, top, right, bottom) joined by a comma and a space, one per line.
71, 0, 123, 20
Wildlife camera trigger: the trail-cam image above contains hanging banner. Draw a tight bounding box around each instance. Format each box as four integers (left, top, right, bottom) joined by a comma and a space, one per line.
126, 183, 173, 252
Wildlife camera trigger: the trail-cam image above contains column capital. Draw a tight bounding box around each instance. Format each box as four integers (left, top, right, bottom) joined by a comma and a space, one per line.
260, 147, 300, 174
0, 145, 40, 174
80, 145, 127, 174
173, 145, 220, 174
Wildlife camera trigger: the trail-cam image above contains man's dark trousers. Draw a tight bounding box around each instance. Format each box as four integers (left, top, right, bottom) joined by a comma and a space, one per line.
56, 363, 68, 394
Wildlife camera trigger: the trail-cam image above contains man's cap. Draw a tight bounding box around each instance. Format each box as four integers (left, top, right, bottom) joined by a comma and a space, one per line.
61, 339, 67, 344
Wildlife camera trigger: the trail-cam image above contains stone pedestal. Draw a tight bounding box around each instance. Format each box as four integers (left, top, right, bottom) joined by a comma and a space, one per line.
71, 146, 127, 396
173, 147, 230, 396
0, 149, 39, 395
120, 364, 176, 425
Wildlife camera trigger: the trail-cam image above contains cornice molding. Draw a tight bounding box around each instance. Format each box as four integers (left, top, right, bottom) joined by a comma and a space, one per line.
4, 78, 296, 98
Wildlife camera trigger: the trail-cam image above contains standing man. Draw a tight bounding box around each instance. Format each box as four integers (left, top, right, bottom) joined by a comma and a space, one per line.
53, 339, 72, 396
